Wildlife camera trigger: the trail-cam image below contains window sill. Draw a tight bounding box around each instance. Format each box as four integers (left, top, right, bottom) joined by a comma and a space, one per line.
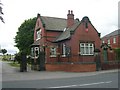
80, 54, 94, 56
36, 38, 41, 41
61, 55, 66, 57
50, 55, 57, 57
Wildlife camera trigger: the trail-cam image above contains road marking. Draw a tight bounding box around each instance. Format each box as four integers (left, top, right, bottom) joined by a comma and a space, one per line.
48, 81, 112, 88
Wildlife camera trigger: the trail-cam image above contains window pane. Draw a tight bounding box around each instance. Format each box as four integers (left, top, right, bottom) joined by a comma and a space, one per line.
80, 47, 84, 54
85, 43, 88, 47
86, 47, 89, 54
36, 29, 41, 40
90, 47, 93, 54
50, 47, 56, 55
80, 43, 84, 47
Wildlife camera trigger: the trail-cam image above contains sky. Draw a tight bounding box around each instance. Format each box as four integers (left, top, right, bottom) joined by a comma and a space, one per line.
0, 0, 119, 55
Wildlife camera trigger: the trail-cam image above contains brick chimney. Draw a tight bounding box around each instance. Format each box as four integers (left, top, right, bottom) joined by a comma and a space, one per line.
67, 10, 74, 27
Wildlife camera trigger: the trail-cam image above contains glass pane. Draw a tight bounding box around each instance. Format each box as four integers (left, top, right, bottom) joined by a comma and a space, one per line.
80, 43, 84, 47
90, 47, 92, 54
80, 47, 84, 54
89, 43, 93, 47
86, 47, 89, 54
85, 43, 88, 47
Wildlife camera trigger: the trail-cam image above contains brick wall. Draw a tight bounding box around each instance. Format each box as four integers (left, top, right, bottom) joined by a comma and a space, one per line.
46, 63, 96, 72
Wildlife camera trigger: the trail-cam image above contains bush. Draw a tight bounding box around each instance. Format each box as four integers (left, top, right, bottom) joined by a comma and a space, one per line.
114, 48, 120, 61
14, 53, 21, 64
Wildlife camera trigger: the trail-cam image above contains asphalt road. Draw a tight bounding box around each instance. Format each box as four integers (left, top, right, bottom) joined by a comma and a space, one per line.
2, 61, 119, 89
2, 72, 119, 88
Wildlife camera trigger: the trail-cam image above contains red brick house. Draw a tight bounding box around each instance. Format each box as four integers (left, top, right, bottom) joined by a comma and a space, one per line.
31, 10, 101, 72
101, 29, 120, 61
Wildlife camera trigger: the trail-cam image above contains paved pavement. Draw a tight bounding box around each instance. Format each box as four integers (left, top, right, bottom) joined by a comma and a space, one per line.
2, 61, 119, 81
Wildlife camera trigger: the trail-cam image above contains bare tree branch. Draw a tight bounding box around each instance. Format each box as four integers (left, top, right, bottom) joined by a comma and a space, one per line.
0, 16, 4, 23
0, 1, 4, 23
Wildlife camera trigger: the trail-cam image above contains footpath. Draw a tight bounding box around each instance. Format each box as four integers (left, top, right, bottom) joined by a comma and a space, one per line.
2, 61, 119, 81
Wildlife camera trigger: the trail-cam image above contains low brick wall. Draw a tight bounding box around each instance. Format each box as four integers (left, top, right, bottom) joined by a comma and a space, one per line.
45, 62, 96, 72
101, 61, 120, 70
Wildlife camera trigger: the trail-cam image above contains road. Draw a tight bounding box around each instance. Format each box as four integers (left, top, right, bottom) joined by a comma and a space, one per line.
1, 61, 119, 89
2, 72, 119, 88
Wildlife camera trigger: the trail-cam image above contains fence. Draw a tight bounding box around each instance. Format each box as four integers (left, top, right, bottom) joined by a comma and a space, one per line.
101, 61, 120, 70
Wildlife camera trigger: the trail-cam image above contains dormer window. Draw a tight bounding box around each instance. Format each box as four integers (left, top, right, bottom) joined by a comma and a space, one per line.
36, 28, 41, 41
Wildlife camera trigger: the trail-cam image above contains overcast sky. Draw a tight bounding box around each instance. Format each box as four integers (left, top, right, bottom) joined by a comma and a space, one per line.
0, 0, 119, 54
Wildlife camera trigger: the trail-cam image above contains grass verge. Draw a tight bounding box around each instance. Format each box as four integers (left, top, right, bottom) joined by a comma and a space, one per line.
8, 62, 20, 67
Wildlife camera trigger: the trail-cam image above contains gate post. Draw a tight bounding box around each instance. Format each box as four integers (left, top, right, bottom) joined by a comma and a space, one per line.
94, 49, 101, 71
39, 52, 46, 71
20, 52, 27, 72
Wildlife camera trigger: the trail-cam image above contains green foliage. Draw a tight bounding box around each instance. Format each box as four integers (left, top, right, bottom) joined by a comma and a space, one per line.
114, 48, 120, 61
8, 62, 20, 67
14, 53, 21, 63
1, 49, 7, 55
15, 17, 37, 55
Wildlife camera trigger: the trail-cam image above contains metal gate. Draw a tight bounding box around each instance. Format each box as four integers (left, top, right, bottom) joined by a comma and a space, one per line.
38, 51, 46, 71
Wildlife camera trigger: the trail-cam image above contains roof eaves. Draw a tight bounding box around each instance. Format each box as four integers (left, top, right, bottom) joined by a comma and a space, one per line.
40, 16, 46, 28
46, 29, 64, 32
53, 36, 71, 43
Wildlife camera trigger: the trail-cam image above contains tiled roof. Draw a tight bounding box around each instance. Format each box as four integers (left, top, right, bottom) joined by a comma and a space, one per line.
54, 22, 80, 42
40, 16, 67, 31
102, 29, 120, 39
41, 16, 78, 31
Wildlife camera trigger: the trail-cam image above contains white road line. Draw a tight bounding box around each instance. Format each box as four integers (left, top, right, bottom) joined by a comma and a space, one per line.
48, 81, 112, 88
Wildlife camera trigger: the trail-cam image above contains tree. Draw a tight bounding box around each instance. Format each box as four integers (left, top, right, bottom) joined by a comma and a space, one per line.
1, 49, 7, 55
15, 17, 36, 55
0, 1, 4, 23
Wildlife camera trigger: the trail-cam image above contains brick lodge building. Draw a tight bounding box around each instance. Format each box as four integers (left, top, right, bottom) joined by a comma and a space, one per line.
31, 10, 102, 72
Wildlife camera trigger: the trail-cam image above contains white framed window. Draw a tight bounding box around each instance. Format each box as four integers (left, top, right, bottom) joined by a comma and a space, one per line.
50, 47, 57, 57
62, 44, 66, 57
80, 43, 94, 55
36, 29, 41, 40
35, 47, 39, 57
113, 37, 116, 44
108, 39, 110, 45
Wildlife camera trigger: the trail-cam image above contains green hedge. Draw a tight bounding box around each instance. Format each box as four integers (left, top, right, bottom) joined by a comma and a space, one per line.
114, 48, 120, 61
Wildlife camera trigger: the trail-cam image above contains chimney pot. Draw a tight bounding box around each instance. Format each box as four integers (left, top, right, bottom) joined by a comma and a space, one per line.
71, 10, 73, 14
67, 10, 74, 27
68, 10, 70, 14
37, 13, 40, 18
